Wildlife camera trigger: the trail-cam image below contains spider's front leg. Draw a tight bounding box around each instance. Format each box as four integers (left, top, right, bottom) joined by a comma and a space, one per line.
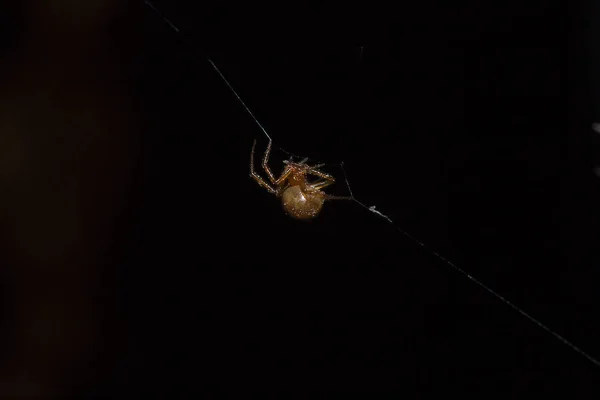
261, 139, 277, 184
250, 140, 276, 194
261, 139, 294, 189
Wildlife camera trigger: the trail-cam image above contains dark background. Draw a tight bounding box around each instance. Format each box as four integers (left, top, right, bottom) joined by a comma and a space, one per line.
1, 0, 599, 396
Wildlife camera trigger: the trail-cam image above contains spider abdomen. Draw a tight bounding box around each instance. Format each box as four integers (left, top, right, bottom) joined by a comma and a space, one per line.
281, 185, 325, 220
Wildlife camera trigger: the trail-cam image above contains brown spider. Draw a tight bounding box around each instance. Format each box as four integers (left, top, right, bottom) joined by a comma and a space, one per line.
250, 139, 352, 220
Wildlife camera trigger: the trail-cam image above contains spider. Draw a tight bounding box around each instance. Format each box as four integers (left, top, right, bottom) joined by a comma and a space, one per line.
250, 139, 352, 220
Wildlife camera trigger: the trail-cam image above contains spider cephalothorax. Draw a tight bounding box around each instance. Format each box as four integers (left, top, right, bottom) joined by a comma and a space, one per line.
250, 139, 350, 220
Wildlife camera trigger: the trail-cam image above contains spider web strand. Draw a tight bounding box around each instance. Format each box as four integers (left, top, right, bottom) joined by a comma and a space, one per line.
144, 0, 272, 141
144, 0, 180, 33
339, 162, 600, 369
144, 0, 329, 165
206, 58, 272, 141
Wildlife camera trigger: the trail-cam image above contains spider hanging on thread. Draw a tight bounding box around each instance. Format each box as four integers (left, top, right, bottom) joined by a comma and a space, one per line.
145, 0, 600, 369
250, 139, 352, 220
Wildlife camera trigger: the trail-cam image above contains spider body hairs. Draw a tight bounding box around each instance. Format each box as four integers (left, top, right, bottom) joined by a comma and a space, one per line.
250, 139, 352, 220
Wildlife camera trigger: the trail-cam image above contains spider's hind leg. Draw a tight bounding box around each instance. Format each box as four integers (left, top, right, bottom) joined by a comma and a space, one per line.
309, 179, 335, 191
307, 166, 354, 201
306, 167, 336, 191
325, 195, 354, 201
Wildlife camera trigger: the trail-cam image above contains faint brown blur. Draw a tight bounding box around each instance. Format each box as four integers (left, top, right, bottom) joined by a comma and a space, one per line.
0, 0, 139, 397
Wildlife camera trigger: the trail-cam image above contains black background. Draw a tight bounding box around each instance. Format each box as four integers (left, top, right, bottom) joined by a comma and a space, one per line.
1, 0, 599, 396
115, 0, 600, 394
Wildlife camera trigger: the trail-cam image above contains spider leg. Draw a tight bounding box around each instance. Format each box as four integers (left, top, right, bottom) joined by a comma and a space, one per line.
307, 167, 353, 200
251, 140, 276, 194
275, 165, 293, 185
261, 139, 277, 184
309, 179, 335, 190
325, 195, 354, 201
306, 167, 335, 183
